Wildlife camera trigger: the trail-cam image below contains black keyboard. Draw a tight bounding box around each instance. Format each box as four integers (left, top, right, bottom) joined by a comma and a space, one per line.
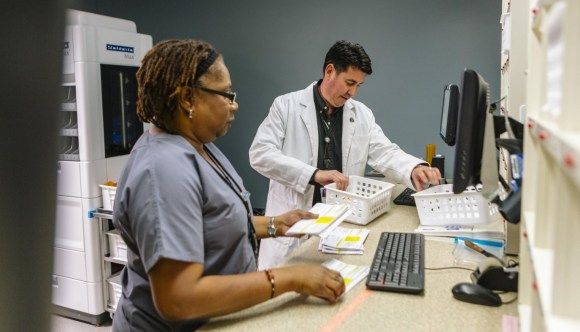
393, 187, 416, 206
366, 232, 425, 294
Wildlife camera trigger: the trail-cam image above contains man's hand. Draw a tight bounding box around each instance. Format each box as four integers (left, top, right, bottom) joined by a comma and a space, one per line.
313, 170, 349, 191
411, 165, 442, 191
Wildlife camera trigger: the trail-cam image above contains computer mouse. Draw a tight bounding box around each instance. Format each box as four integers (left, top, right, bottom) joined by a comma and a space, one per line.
451, 282, 502, 307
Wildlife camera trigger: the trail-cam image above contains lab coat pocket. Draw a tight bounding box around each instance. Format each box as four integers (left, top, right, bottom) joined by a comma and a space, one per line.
348, 134, 370, 167
267, 182, 298, 213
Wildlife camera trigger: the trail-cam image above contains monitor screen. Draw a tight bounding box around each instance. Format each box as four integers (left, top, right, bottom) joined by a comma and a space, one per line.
452, 69, 490, 194
101, 64, 143, 158
439, 84, 459, 146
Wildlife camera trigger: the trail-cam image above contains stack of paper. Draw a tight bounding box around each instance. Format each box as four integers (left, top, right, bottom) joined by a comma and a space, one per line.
318, 226, 370, 255
286, 203, 352, 238
414, 219, 505, 242
322, 259, 370, 294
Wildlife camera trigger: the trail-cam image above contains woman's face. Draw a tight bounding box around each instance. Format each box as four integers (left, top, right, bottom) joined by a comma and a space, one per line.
191, 60, 238, 143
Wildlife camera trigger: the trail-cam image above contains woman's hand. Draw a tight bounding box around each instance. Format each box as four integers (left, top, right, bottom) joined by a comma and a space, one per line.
276, 265, 345, 302
274, 209, 318, 237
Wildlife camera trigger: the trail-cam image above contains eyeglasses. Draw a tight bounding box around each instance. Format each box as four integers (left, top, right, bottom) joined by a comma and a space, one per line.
196, 86, 237, 104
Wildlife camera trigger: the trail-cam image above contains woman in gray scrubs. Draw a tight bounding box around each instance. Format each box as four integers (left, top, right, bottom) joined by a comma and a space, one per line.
111, 39, 345, 331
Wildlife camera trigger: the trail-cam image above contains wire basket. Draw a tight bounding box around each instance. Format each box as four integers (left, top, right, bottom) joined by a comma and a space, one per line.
413, 184, 501, 225
325, 176, 395, 225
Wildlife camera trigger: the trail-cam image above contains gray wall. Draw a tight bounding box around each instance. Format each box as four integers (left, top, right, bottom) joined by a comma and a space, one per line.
68, 0, 501, 208
1, 1, 65, 330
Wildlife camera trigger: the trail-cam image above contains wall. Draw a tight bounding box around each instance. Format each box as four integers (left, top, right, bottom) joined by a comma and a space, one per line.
0, 1, 65, 330
67, 0, 501, 208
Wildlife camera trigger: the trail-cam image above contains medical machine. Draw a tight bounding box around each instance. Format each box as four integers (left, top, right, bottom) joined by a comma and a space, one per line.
53, 9, 152, 324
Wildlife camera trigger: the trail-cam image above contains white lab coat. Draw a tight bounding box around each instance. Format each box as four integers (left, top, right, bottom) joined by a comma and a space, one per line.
249, 82, 425, 269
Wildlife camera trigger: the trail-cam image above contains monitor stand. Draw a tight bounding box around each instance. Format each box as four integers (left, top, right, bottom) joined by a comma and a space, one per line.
481, 112, 500, 200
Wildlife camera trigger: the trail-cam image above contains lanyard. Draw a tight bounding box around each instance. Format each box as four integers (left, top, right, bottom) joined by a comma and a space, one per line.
203, 147, 259, 258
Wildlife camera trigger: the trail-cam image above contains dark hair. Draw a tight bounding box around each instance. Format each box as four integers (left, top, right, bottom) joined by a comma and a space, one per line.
322, 40, 372, 75
136, 39, 221, 130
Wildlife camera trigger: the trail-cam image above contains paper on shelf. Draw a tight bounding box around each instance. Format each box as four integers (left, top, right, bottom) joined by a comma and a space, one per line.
414, 219, 505, 241
286, 203, 352, 237
322, 258, 370, 294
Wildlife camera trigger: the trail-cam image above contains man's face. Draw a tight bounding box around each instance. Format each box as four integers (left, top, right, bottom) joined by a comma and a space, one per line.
321, 64, 366, 108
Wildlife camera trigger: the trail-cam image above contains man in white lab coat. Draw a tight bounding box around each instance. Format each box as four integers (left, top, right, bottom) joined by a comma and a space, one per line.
249, 40, 440, 269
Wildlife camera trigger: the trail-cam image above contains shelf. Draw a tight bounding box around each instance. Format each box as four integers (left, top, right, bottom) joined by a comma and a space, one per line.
547, 315, 580, 331
104, 255, 127, 266
58, 153, 80, 161
531, 0, 560, 35
530, 247, 554, 315
505, 0, 580, 330
93, 208, 113, 219
60, 128, 78, 136
61, 102, 77, 111
518, 304, 532, 332
527, 115, 580, 187
93, 210, 126, 320
531, 5, 544, 36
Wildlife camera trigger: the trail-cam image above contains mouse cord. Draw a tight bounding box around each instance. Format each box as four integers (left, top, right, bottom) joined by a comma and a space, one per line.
506, 259, 519, 268
500, 294, 518, 305
425, 266, 475, 272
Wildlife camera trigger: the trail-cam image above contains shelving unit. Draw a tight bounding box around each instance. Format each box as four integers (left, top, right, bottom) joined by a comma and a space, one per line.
92, 209, 126, 318
500, 0, 529, 256
502, 0, 580, 330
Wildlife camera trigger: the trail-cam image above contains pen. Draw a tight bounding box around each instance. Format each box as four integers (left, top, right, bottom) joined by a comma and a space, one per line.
464, 239, 506, 267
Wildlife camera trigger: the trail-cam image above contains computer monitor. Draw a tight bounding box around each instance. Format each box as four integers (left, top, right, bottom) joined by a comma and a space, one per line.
439, 84, 459, 146
452, 69, 491, 194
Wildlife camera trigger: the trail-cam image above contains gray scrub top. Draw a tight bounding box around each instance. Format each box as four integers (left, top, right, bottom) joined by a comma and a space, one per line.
112, 131, 257, 331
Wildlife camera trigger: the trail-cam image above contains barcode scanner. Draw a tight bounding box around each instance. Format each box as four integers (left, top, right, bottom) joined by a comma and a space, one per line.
452, 240, 518, 306
464, 240, 518, 292
471, 257, 518, 292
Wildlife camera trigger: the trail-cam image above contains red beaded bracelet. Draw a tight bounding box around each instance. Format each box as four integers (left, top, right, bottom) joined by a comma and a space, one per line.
264, 269, 275, 299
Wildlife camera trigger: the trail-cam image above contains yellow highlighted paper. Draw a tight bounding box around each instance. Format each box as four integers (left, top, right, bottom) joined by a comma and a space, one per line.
285, 203, 351, 237
316, 216, 335, 224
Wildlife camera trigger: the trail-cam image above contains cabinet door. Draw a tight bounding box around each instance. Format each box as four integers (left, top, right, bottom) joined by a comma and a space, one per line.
52, 275, 106, 314
56, 161, 81, 197
54, 196, 85, 251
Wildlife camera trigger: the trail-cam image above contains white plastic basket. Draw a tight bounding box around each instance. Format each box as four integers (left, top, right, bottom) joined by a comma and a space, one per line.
107, 272, 122, 311
106, 229, 128, 262
325, 176, 395, 225
413, 184, 501, 225
100, 184, 117, 211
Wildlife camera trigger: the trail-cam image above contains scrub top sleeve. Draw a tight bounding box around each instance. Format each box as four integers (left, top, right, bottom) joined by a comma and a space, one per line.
130, 144, 205, 274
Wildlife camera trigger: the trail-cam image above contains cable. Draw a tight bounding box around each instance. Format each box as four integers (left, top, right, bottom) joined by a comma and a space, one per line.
489, 95, 507, 111
501, 294, 518, 305
498, 99, 515, 139
425, 266, 475, 272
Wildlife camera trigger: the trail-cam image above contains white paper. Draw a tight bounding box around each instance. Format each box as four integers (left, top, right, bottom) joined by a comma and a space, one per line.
318, 227, 370, 254
285, 203, 352, 237
319, 246, 365, 255
322, 258, 370, 294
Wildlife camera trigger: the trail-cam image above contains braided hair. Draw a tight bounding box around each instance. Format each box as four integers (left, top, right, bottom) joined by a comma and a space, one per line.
136, 39, 221, 131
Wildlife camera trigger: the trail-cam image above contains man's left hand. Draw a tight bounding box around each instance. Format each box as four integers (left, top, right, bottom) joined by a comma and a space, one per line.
411, 165, 442, 191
